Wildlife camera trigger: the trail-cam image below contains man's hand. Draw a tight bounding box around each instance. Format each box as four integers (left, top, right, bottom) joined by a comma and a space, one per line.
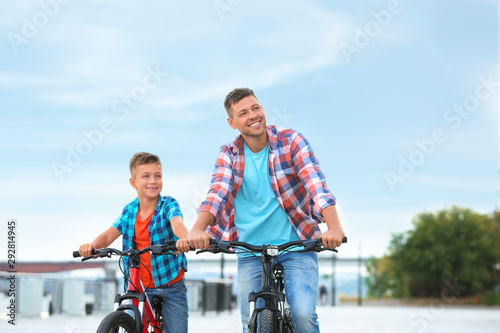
319, 228, 345, 249
187, 211, 216, 249
320, 205, 345, 248
187, 228, 213, 250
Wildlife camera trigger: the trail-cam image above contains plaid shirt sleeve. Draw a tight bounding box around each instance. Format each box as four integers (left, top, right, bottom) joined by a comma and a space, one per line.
164, 196, 183, 221
112, 209, 125, 234
197, 144, 234, 223
111, 200, 139, 250
289, 131, 336, 220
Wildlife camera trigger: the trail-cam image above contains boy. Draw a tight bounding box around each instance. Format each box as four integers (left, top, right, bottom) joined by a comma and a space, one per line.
78, 152, 190, 333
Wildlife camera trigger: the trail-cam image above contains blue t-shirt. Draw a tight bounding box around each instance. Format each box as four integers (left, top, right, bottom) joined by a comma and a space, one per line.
233, 142, 300, 256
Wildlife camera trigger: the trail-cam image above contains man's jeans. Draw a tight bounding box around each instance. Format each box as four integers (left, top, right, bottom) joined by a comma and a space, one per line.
146, 279, 189, 333
237, 251, 320, 333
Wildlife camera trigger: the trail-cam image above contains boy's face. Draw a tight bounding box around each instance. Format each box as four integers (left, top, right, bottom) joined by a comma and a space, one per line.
129, 163, 162, 200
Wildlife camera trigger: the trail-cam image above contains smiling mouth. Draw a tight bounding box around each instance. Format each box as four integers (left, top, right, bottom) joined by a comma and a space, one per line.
147, 187, 158, 191
249, 121, 261, 128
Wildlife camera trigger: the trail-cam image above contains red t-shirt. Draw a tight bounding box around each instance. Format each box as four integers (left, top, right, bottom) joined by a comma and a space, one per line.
134, 209, 184, 288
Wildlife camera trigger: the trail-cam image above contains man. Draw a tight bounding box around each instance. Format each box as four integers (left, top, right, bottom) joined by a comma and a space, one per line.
188, 88, 345, 332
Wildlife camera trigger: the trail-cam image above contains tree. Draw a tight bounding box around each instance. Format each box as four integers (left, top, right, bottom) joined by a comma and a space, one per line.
364, 256, 394, 298
366, 207, 500, 298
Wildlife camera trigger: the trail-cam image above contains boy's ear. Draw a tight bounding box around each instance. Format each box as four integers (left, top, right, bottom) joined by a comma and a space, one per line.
129, 177, 137, 189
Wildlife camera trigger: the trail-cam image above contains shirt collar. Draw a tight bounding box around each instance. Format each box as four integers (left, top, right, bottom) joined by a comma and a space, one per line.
228, 125, 278, 154
129, 195, 164, 209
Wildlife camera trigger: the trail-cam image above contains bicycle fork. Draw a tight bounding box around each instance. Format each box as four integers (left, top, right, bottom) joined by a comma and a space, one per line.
248, 254, 287, 332
112, 266, 160, 333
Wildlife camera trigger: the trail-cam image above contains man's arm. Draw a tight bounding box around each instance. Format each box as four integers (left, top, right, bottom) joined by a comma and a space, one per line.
187, 211, 215, 249
289, 132, 336, 217
289, 132, 344, 245
78, 227, 121, 257
319, 205, 345, 248
189, 145, 236, 248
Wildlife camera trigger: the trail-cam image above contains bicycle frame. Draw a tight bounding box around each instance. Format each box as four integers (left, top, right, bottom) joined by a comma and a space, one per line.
113, 255, 162, 333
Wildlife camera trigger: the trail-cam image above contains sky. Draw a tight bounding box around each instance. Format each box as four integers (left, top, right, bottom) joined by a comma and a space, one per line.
0, 0, 498, 262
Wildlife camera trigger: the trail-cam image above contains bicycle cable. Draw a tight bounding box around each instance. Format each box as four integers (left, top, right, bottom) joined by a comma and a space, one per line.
120, 249, 156, 292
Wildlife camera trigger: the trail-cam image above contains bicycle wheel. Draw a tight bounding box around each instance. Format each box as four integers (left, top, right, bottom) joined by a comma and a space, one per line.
96, 311, 136, 333
258, 309, 277, 333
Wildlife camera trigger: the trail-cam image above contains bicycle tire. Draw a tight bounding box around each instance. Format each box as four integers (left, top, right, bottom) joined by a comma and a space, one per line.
96, 311, 136, 333
258, 309, 277, 333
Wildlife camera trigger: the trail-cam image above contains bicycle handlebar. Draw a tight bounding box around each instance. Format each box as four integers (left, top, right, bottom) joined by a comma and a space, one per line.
73, 241, 183, 261
197, 236, 347, 255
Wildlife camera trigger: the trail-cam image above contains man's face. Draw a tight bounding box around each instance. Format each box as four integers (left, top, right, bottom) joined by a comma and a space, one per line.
227, 95, 267, 138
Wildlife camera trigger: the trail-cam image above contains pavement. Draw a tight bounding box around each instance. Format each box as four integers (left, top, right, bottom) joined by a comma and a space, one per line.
3, 304, 500, 332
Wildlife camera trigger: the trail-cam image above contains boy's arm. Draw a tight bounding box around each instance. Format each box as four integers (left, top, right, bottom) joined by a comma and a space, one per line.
78, 227, 121, 257
171, 216, 191, 252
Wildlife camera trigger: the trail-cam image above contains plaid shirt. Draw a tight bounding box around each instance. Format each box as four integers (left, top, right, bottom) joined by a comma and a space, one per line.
112, 195, 187, 287
198, 125, 336, 241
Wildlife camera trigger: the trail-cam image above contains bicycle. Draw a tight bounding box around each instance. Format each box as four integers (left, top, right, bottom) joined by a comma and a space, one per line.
197, 236, 347, 333
73, 241, 181, 333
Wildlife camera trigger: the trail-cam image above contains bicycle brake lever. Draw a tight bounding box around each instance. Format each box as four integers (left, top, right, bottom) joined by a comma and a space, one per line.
299, 240, 338, 253
196, 248, 229, 254
217, 241, 235, 253
298, 240, 321, 252
150, 245, 165, 255
196, 249, 214, 254
196, 241, 235, 255
322, 247, 338, 253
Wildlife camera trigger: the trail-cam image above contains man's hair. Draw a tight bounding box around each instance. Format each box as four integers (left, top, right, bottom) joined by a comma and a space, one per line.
129, 152, 161, 177
224, 88, 257, 118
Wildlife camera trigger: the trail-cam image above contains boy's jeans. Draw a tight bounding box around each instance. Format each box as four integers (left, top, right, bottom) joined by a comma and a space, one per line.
146, 279, 188, 333
237, 251, 320, 333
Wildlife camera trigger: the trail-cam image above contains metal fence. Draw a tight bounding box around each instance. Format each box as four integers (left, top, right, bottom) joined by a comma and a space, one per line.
0, 274, 233, 318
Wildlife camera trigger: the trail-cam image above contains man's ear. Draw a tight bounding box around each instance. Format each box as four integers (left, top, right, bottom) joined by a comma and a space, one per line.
129, 177, 137, 189
227, 117, 237, 130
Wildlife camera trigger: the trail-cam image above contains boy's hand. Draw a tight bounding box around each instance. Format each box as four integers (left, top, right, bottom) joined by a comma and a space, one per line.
78, 243, 94, 257
175, 238, 191, 253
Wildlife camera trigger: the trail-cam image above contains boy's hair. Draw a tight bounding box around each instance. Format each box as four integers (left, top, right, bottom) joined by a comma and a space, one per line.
129, 152, 161, 177
224, 88, 257, 118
